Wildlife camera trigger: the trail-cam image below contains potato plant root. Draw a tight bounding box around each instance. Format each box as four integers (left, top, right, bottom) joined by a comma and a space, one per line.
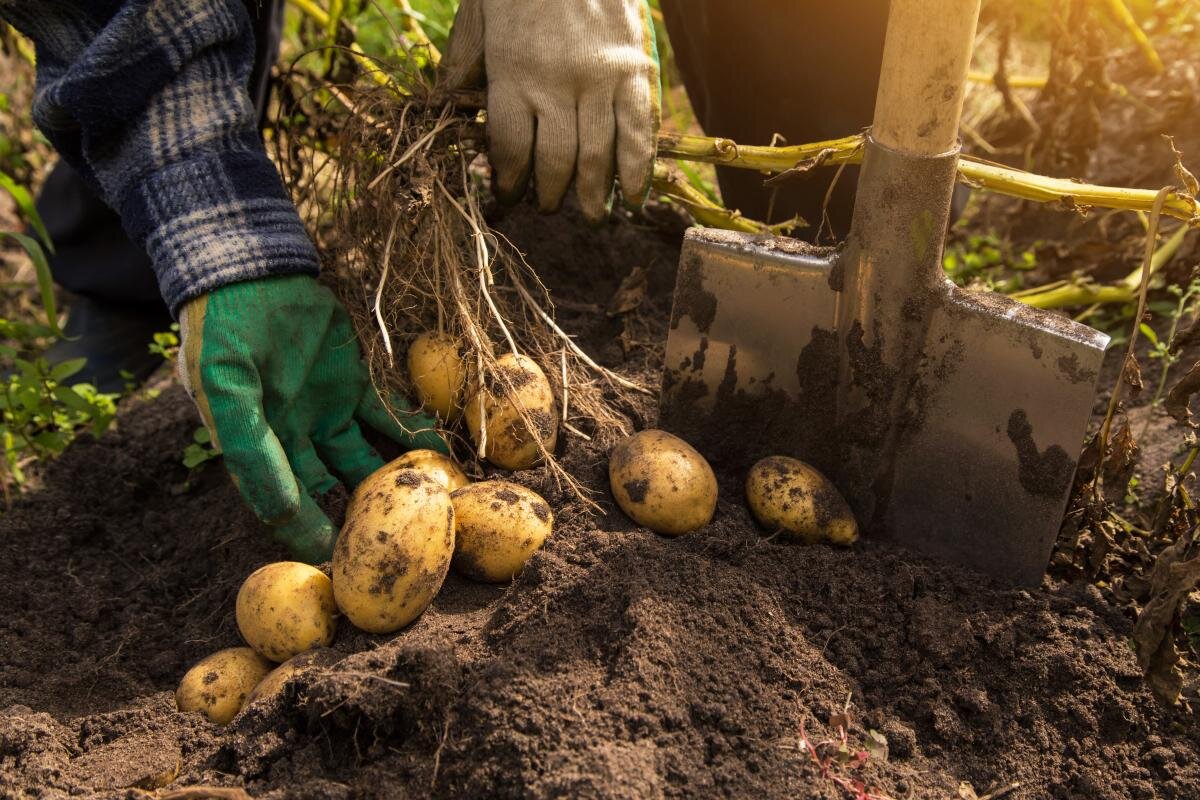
0, 202, 1196, 799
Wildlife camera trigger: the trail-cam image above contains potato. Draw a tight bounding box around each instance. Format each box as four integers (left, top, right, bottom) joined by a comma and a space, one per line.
407, 333, 467, 421
176, 647, 272, 725
236, 562, 336, 663
247, 648, 339, 706
609, 430, 717, 536
376, 449, 470, 492
332, 468, 455, 634
465, 353, 557, 471
745, 456, 859, 545
451, 481, 553, 582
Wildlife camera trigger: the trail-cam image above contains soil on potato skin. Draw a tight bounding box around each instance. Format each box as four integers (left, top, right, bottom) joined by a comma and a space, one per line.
0, 199, 1197, 800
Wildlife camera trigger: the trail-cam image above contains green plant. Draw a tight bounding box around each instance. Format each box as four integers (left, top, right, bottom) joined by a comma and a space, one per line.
0, 169, 118, 501
942, 231, 1037, 292
182, 425, 221, 470
1140, 274, 1200, 427
149, 324, 180, 362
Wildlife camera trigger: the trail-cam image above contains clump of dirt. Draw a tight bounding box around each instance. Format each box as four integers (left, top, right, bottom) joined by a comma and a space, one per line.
0, 199, 1197, 799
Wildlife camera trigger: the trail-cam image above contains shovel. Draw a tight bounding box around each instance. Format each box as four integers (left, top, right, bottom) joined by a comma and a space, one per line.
659, 0, 1110, 585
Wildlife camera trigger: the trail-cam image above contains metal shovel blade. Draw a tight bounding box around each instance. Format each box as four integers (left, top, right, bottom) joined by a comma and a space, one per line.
881, 286, 1109, 584
659, 143, 1110, 585
660, 230, 843, 479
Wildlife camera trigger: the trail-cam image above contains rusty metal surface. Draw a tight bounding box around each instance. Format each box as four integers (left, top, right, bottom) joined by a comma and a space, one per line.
659, 138, 1110, 585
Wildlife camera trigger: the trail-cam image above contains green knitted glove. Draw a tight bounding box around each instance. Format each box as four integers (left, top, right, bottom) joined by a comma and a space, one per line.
179, 275, 446, 563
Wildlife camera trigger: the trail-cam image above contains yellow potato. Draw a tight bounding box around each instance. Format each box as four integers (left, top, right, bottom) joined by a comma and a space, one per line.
375, 449, 470, 492
609, 430, 717, 536
247, 648, 339, 706
451, 481, 553, 582
332, 468, 455, 634
745, 456, 859, 545
236, 562, 337, 663
176, 647, 272, 725
407, 333, 467, 421
465, 353, 557, 471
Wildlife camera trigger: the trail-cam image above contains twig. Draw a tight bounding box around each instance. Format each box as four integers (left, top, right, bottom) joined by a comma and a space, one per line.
151, 788, 251, 800
1103, 0, 1164, 74
979, 783, 1022, 800
374, 219, 399, 359
1094, 187, 1173, 501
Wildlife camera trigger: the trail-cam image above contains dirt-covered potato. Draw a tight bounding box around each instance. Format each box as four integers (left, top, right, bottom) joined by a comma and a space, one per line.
465, 353, 557, 471
176, 647, 272, 725
377, 449, 470, 492
609, 430, 717, 536
246, 648, 339, 707
332, 468, 455, 634
407, 333, 467, 421
451, 481, 553, 582
236, 562, 336, 663
745, 456, 859, 546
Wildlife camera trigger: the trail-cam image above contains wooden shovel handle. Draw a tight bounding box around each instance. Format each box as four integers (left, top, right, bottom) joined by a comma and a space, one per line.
871, 0, 981, 157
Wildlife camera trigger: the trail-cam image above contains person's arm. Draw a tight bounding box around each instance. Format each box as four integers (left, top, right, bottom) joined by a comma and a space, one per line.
2, 0, 317, 314
2, 0, 445, 562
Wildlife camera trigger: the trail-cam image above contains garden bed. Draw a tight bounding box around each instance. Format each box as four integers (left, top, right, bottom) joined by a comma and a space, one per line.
1, 194, 1198, 799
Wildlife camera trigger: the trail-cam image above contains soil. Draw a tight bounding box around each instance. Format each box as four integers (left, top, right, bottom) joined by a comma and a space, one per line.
0, 196, 1196, 800
6, 37, 1200, 800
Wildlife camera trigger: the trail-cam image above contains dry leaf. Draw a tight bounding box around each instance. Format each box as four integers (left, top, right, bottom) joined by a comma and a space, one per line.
1166, 135, 1200, 199
1133, 527, 1200, 704
606, 265, 648, 317
1165, 361, 1200, 428
1124, 353, 1144, 397
866, 729, 889, 763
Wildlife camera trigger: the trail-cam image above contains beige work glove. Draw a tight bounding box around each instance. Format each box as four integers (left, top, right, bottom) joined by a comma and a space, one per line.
440, 0, 661, 222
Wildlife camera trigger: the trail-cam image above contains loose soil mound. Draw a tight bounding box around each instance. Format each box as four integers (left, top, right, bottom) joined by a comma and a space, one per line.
1, 202, 1198, 799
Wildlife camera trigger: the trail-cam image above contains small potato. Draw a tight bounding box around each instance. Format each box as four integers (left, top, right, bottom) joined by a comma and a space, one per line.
176, 647, 272, 725
408, 333, 467, 421
609, 430, 717, 536
247, 648, 339, 707
332, 469, 455, 634
451, 481, 553, 582
376, 449, 470, 492
236, 562, 336, 663
745, 456, 858, 545
465, 353, 557, 471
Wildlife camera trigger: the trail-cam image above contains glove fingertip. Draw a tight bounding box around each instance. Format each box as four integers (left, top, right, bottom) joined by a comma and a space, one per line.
272, 499, 336, 565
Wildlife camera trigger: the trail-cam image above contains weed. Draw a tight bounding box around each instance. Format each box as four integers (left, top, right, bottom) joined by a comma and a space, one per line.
149, 324, 180, 363
182, 426, 221, 470
943, 231, 1038, 292
0, 169, 122, 501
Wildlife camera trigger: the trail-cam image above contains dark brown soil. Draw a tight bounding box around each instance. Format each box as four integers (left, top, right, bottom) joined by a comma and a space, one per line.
0, 197, 1197, 800
6, 32, 1200, 796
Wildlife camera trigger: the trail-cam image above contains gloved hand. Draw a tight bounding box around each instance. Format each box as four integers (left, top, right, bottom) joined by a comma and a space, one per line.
178, 275, 446, 563
440, 0, 661, 222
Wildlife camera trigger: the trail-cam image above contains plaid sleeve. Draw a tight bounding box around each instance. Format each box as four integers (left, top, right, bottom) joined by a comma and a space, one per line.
1, 0, 319, 316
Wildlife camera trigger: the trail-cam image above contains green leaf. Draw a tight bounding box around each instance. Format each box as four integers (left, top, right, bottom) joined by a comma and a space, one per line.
52, 385, 96, 414
0, 231, 62, 336
49, 357, 87, 382
193, 426, 212, 445
182, 443, 219, 469
1139, 323, 1159, 346
32, 429, 69, 454
0, 171, 53, 253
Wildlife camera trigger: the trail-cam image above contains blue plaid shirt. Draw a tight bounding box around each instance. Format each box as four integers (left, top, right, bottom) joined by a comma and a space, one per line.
1, 0, 320, 315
